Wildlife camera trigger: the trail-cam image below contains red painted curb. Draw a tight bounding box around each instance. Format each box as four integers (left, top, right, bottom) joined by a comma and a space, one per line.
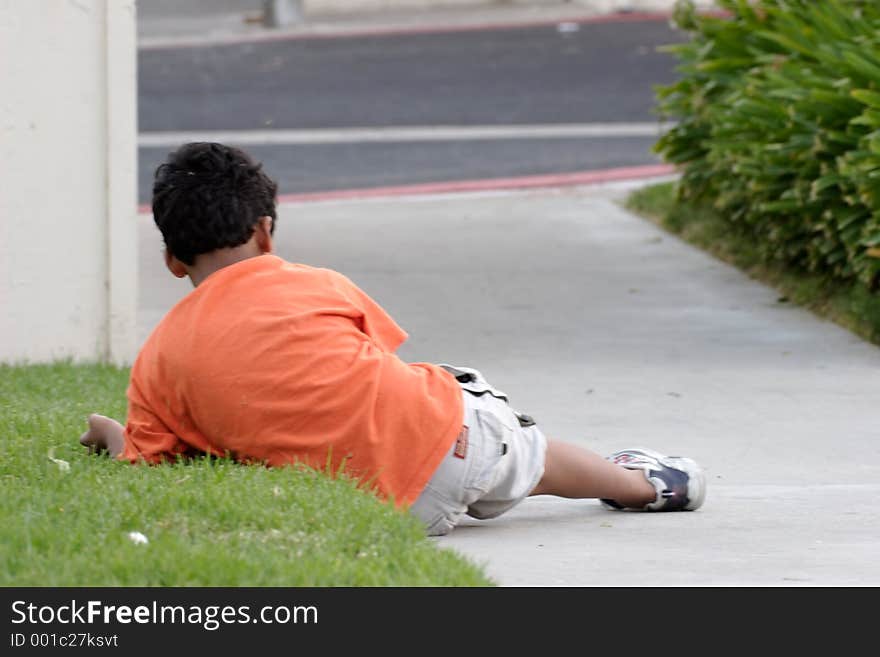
277, 164, 676, 203
139, 11, 690, 51
137, 163, 676, 213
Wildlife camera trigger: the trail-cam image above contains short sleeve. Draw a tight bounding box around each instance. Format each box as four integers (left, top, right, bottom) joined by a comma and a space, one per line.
119, 373, 189, 464
327, 270, 408, 353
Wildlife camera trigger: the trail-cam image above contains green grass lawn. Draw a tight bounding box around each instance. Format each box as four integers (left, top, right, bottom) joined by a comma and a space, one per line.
625, 182, 880, 347
0, 362, 493, 586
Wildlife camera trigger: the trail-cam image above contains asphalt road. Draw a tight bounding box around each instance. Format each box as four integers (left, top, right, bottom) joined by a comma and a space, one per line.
137, 19, 688, 201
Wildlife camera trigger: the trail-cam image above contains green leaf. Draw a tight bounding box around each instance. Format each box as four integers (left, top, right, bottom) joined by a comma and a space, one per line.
851, 89, 880, 109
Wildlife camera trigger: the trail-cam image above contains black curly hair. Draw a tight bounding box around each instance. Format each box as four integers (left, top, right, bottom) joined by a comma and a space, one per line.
152, 142, 278, 266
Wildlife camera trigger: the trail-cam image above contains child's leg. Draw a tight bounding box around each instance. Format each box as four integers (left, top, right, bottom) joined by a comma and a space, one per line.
530, 438, 656, 508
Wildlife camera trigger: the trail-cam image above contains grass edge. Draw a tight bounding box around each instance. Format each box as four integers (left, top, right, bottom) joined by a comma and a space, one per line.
623, 181, 880, 347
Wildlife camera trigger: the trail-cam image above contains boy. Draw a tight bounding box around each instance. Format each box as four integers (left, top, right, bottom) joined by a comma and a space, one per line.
80, 142, 706, 535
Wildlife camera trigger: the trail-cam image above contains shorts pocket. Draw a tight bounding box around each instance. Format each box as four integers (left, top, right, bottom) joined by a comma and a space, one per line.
439, 364, 510, 402
465, 408, 512, 498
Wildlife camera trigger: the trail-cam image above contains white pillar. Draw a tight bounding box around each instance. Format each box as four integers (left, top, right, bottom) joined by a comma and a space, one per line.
264, 0, 302, 28
0, 0, 138, 365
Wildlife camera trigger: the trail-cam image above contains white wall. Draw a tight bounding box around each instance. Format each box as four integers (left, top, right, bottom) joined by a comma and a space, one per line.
0, 0, 138, 365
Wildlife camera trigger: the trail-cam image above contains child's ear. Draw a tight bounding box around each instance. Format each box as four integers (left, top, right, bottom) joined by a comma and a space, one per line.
164, 249, 188, 279
255, 216, 274, 254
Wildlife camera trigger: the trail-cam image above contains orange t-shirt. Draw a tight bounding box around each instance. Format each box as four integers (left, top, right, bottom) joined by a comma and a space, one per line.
120, 254, 463, 507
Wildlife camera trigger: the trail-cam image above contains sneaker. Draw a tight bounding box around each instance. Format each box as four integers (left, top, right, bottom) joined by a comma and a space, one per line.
600, 447, 706, 511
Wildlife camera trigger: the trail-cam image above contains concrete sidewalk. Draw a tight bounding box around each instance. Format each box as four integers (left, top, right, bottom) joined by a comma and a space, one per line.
138, 180, 880, 586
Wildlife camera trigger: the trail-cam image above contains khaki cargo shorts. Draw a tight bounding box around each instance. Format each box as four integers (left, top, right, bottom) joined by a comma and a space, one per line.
409, 365, 548, 536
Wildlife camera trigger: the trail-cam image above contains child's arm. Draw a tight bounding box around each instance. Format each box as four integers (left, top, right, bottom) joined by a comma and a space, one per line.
79, 413, 125, 458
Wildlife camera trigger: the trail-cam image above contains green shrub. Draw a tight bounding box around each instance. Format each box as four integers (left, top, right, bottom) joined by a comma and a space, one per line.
655, 0, 880, 290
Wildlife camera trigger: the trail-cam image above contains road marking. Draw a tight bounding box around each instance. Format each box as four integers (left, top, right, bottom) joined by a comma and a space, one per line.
138, 123, 674, 148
